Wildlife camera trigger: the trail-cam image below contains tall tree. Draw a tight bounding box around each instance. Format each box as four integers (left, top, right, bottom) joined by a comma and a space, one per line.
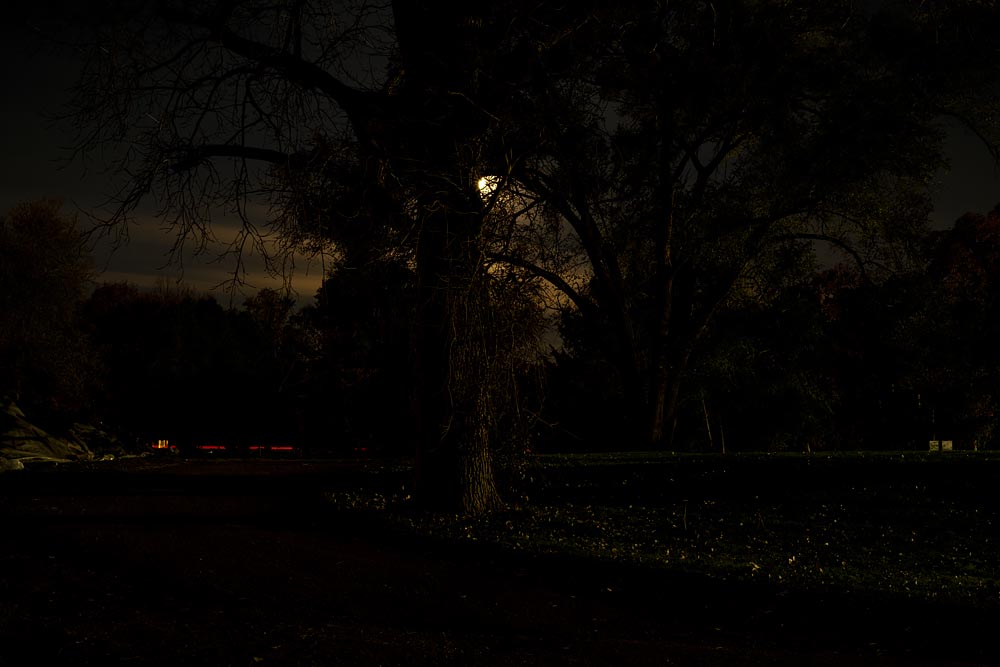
292, 259, 417, 453
67, 1, 584, 512
499, 0, 1000, 447
0, 200, 98, 420
914, 205, 1000, 449
84, 282, 304, 447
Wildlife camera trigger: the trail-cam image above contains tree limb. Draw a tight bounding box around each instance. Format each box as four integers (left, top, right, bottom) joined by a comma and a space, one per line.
770, 232, 870, 281
169, 144, 294, 172
935, 107, 1000, 166
486, 252, 595, 317
158, 5, 369, 120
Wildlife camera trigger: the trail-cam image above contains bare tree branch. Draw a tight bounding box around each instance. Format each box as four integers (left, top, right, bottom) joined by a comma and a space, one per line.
486, 252, 594, 317
169, 144, 293, 171
771, 232, 871, 281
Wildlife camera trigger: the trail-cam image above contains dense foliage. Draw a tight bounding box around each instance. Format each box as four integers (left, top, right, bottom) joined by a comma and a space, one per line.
5, 2, 999, 510
547, 205, 1000, 453
5, 193, 1000, 459
0, 201, 99, 423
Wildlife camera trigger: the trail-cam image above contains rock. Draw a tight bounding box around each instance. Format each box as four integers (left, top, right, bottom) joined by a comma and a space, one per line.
0, 457, 24, 473
1, 400, 93, 468
68, 422, 130, 457
4, 402, 26, 420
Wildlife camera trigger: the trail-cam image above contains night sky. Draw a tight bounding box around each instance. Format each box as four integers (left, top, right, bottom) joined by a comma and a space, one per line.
1, 6, 997, 302
0, 8, 325, 304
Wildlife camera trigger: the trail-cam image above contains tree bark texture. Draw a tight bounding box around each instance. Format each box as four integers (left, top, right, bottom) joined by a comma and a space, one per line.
394, 3, 504, 513
412, 207, 502, 513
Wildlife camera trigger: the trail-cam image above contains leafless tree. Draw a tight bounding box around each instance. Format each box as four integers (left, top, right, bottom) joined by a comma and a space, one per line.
67, 0, 596, 512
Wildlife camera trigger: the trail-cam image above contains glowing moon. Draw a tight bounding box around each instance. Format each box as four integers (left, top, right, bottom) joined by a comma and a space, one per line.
477, 175, 499, 199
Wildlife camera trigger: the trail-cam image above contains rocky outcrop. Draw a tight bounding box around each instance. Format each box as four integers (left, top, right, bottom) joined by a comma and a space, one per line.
1, 401, 93, 468
67, 422, 128, 458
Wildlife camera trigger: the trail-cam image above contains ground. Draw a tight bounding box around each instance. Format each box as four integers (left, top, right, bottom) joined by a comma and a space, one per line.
1, 455, 997, 665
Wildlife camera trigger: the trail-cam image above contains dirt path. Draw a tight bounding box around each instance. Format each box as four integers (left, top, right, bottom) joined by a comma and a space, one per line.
1, 460, 994, 666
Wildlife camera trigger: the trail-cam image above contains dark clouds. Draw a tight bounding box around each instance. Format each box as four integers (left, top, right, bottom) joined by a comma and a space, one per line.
1, 5, 997, 299
0, 12, 324, 305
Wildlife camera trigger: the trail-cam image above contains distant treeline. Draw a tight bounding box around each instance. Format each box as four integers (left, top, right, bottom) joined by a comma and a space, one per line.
2, 200, 999, 453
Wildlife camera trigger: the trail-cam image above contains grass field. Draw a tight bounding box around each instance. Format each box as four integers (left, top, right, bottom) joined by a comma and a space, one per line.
337, 451, 1000, 610
4, 451, 999, 664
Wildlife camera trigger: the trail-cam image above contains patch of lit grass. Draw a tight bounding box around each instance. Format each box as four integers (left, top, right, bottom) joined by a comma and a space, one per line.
327, 452, 1000, 608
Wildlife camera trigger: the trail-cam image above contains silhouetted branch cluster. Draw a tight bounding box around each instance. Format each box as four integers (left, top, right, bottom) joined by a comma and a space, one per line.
52, 1, 1000, 505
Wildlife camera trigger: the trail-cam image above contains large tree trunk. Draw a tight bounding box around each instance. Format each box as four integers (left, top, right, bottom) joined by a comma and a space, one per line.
391, 4, 505, 513
648, 361, 683, 449
412, 207, 502, 513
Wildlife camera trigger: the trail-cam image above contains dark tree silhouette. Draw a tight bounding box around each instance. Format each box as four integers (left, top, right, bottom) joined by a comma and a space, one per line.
0, 200, 99, 421
84, 282, 302, 449
774, 204, 1000, 453
913, 205, 1000, 449
66, 1, 583, 512
292, 259, 417, 453
495, 1, 1000, 448
62, 1, 1000, 483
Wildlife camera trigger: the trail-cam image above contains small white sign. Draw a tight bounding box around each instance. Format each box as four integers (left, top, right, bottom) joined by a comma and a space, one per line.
941, 440, 953, 451
929, 440, 940, 452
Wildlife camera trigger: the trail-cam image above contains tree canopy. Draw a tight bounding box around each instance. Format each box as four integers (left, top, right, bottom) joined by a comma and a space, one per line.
495, 0, 1000, 446
0, 200, 98, 420
60, 1, 1000, 509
